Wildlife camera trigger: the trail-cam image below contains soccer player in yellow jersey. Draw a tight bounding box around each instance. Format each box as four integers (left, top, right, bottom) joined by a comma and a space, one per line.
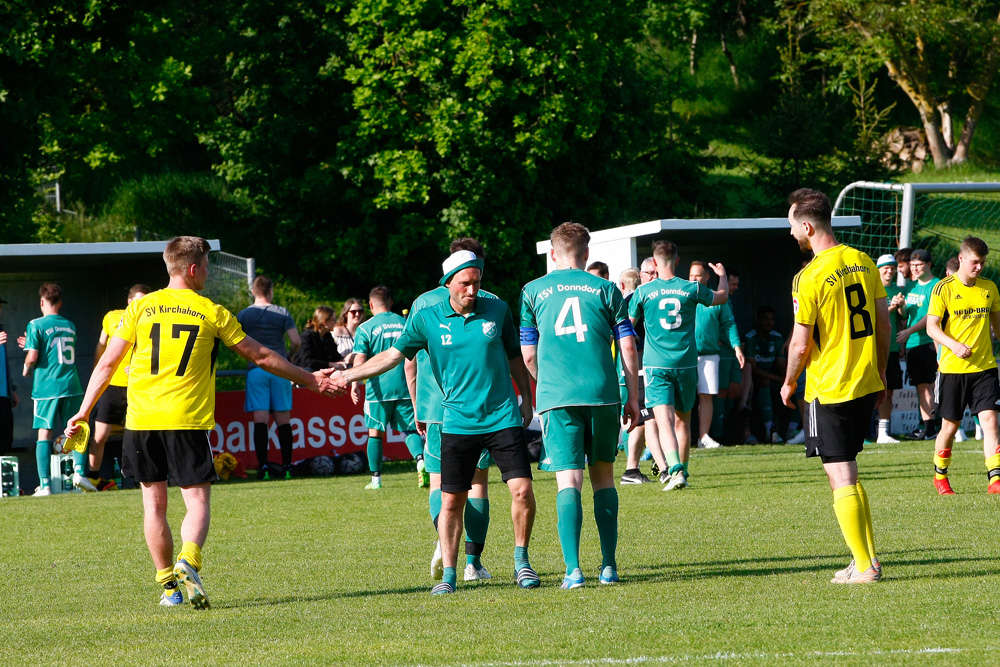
86, 283, 151, 491
65, 236, 342, 609
780, 188, 890, 585
925, 236, 1000, 495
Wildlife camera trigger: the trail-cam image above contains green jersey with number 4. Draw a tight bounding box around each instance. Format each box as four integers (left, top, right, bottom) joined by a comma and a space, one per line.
629, 277, 714, 369
25, 314, 83, 399
520, 268, 629, 413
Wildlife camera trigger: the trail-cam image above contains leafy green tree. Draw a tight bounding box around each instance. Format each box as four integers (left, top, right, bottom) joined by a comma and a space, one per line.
809, 0, 1000, 168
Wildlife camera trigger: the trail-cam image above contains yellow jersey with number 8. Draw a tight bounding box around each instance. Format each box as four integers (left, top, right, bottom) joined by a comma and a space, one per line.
792, 244, 886, 404
116, 289, 245, 430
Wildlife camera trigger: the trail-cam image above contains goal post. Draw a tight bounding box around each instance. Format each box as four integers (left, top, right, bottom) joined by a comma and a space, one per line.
833, 181, 1000, 282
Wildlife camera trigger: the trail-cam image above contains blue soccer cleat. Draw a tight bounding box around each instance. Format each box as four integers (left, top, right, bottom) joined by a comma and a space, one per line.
599, 566, 619, 585
560, 568, 585, 590
173, 559, 210, 610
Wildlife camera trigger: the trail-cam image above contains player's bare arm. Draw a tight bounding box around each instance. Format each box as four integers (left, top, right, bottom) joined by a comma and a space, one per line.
508, 354, 534, 428
708, 263, 729, 306
926, 314, 971, 359
781, 322, 813, 409
403, 357, 424, 436
22, 349, 38, 376
618, 333, 640, 432
66, 335, 132, 437
94, 330, 110, 369
897, 315, 927, 346
336, 347, 406, 391
349, 352, 368, 404
233, 336, 341, 397
520, 344, 538, 382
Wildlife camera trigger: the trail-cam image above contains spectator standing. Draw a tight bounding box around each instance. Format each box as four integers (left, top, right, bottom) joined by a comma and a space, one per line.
332, 299, 365, 362
295, 306, 343, 371
237, 276, 302, 480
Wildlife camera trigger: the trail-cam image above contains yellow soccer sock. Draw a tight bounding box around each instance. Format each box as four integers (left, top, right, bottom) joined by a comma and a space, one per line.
155, 566, 176, 588
934, 448, 952, 480
832, 485, 872, 573
178, 541, 203, 572
855, 481, 876, 563
985, 454, 1000, 485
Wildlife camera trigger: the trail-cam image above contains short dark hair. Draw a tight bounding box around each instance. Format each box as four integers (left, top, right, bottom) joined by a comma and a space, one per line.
369, 285, 392, 306
895, 247, 912, 263
689, 260, 707, 271
252, 275, 273, 296
128, 284, 152, 299
39, 282, 62, 304
946, 256, 960, 274
586, 261, 609, 279
756, 305, 775, 318
961, 236, 990, 258
652, 240, 678, 264
788, 188, 832, 231
450, 237, 485, 259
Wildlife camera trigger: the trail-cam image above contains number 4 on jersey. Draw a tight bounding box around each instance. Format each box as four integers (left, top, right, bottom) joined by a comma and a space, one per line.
555, 297, 588, 342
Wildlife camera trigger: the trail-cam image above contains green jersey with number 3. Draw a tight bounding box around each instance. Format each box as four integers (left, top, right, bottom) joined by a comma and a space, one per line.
629, 277, 714, 369
24, 314, 83, 399
520, 268, 629, 413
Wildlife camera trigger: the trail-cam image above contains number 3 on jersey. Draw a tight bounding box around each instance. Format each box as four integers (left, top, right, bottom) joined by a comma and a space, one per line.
659, 298, 682, 330
555, 297, 589, 342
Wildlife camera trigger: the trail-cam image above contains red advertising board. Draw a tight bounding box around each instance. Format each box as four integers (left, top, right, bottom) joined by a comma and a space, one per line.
210, 389, 412, 469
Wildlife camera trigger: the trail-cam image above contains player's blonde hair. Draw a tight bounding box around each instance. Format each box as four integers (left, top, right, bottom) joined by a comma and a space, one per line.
163, 236, 211, 276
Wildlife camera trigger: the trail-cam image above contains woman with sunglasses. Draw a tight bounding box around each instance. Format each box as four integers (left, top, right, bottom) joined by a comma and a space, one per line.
332, 299, 366, 364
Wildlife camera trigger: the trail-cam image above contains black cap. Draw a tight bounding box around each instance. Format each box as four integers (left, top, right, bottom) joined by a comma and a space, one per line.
910, 249, 931, 262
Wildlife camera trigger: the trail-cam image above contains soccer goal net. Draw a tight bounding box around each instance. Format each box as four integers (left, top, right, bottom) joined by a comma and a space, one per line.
833, 182, 1000, 280
206, 251, 254, 313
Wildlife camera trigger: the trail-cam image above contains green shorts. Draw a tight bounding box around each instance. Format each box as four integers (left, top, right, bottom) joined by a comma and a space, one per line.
364, 399, 416, 433
539, 404, 620, 472
644, 367, 698, 414
423, 422, 492, 474
718, 356, 741, 387
33, 395, 83, 431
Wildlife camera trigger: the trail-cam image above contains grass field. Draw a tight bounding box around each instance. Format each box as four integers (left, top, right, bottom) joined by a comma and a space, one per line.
3, 440, 1000, 666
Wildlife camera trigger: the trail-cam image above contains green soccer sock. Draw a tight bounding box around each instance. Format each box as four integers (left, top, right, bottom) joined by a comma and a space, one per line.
366, 437, 382, 474
72, 450, 86, 476
556, 488, 583, 575
442, 566, 457, 589
404, 432, 424, 460
514, 545, 531, 571
464, 498, 489, 568
429, 489, 442, 529
665, 448, 682, 472
36, 440, 51, 487
593, 487, 619, 570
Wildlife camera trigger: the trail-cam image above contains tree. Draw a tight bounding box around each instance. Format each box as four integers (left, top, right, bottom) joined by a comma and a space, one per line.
809, 0, 1000, 168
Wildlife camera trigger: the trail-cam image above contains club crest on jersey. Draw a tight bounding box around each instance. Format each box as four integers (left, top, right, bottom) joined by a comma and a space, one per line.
482, 321, 497, 338
792, 296, 799, 314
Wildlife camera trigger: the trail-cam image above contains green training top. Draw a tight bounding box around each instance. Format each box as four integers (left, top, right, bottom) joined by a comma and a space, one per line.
395, 296, 521, 435
904, 277, 940, 349
353, 311, 409, 402
520, 268, 630, 413
628, 276, 714, 369
24, 314, 83, 399
695, 302, 740, 356
409, 286, 498, 423
742, 329, 784, 372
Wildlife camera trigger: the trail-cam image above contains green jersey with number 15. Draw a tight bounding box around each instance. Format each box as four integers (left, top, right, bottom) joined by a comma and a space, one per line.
24, 314, 83, 399
629, 277, 714, 369
520, 268, 629, 413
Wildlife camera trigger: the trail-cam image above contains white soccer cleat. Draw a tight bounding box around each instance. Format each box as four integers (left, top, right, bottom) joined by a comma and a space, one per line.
786, 430, 806, 445
954, 428, 968, 442
770, 432, 784, 444
33, 486, 52, 497
431, 540, 444, 580
698, 434, 722, 449
876, 433, 900, 444
463, 563, 492, 581
663, 470, 688, 491
73, 473, 98, 492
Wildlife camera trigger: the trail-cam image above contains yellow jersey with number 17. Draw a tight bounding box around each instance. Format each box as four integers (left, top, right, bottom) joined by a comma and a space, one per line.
792, 244, 886, 404
928, 274, 1000, 374
115, 288, 246, 430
